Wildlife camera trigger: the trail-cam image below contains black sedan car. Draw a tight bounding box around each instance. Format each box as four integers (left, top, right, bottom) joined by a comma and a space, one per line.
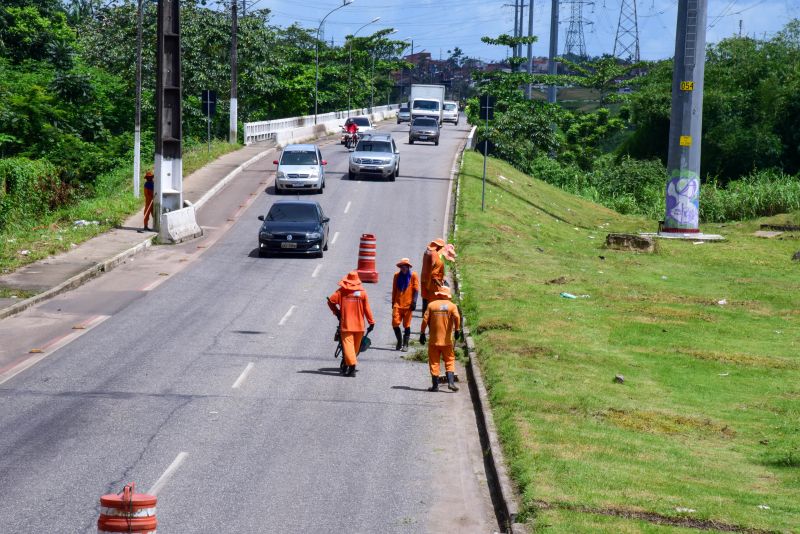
257, 200, 330, 258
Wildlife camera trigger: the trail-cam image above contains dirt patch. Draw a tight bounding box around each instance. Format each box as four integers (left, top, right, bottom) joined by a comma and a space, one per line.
545, 275, 571, 285
677, 348, 799, 370
598, 408, 736, 438
533, 500, 773, 533
475, 320, 517, 334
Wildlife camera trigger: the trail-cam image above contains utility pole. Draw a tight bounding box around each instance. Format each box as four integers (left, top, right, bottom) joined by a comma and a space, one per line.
518, 1, 526, 60
547, 0, 559, 103
662, 0, 708, 234
133, 0, 143, 198
229, 0, 238, 144
513, 0, 520, 58
154, 0, 183, 232
526, 0, 534, 97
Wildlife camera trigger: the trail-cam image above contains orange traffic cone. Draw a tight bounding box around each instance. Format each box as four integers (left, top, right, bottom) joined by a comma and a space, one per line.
356, 233, 378, 283
97, 483, 157, 534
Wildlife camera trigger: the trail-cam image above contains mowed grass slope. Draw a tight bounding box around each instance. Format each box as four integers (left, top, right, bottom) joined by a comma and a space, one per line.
454, 151, 800, 533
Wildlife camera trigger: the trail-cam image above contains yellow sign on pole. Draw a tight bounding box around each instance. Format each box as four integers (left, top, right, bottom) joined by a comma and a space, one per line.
679, 135, 692, 146
680, 81, 694, 91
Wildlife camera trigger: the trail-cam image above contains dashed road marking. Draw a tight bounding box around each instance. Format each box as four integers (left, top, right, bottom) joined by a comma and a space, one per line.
344, 201, 351, 214
148, 452, 188, 496
279, 305, 297, 326
232, 362, 255, 389
331, 232, 340, 245
312, 264, 322, 278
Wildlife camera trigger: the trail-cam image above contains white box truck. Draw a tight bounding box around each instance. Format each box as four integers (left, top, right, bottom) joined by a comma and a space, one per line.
409, 84, 446, 124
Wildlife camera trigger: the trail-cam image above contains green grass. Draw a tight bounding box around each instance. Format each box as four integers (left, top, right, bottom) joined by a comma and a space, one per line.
455, 151, 800, 533
0, 140, 240, 272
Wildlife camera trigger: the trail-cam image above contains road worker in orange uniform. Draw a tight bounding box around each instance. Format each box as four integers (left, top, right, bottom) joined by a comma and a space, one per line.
391, 258, 419, 352
142, 170, 155, 232
420, 238, 446, 313
327, 271, 375, 376
419, 286, 461, 392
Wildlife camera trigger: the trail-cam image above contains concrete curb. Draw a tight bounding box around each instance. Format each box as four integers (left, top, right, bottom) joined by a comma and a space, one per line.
0, 236, 155, 321
193, 147, 276, 210
0, 144, 277, 322
449, 125, 528, 533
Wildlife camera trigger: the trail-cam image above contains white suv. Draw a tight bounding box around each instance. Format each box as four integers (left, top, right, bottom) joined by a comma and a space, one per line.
442, 101, 459, 125
348, 133, 400, 181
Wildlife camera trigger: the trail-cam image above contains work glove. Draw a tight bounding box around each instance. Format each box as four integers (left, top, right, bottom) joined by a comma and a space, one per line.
419, 332, 427, 345
367, 323, 375, 334
410, 300, 417, 312
454, 329, 462, 341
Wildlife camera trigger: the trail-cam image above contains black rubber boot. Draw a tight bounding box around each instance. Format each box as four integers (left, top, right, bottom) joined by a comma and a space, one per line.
446, 371, 459, 391
421, 299, 428, 314
345, 365, 356, 377
428, 375, 439, 392
402, 328, 410, 352
393, 326, 402, 350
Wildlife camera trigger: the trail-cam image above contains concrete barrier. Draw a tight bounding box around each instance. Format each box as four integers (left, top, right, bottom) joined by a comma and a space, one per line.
159, 206, 203, 244
246, 106, 399, 146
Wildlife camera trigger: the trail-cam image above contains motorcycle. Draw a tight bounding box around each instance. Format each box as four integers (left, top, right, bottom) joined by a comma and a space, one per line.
340, 126, 359, 149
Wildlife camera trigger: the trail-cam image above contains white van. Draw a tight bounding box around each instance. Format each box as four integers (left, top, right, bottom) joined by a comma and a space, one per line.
442, 101, 459, 125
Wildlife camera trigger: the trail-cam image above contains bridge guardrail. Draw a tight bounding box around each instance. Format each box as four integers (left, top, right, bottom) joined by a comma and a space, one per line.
244, 105, 399, 145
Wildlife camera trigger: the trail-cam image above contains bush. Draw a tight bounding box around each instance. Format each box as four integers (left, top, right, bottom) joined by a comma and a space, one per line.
701, 170, 800, 222
0, 157, 64, 229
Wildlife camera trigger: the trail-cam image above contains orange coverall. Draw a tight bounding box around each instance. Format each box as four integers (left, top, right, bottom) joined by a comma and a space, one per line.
420, 299, 461, 377
392, 271, 420, 328
143, 180, 154, 229
328, 287, 375, 366
420, 248, 444, 301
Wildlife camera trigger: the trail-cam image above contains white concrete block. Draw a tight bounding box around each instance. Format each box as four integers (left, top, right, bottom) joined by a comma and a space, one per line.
159, 206, 203, 244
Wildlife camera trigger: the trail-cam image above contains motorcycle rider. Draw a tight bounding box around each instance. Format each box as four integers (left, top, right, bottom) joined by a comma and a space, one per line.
344, 118, 359, 149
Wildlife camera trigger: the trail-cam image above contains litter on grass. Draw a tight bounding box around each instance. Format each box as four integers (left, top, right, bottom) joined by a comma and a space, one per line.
560, 292, 577, 299
675, 507, 696, 513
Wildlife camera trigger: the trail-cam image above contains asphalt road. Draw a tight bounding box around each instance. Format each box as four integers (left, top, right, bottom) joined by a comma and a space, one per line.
0, 118, 497, 533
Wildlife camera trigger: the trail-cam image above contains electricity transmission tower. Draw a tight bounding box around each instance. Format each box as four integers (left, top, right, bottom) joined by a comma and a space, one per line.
564, 0, 592, 58
614, 0, 640, 62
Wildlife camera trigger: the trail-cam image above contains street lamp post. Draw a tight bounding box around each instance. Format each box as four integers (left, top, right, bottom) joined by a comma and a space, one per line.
348, 17, 380, 118
315, 0, 354, 124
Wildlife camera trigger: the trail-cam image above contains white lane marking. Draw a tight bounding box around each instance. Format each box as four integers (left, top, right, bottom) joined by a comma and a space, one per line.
0, 315, 111, 386
140, 279, 161, 292
278, 305, 297, 326
147, 452, 188, 496
232, 362, 255, 389
331, 232, 340, 245
344, 201, 352, 214
311, 264, 322, 278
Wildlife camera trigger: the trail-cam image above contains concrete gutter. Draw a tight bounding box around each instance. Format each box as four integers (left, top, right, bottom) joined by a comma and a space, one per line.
448, 125, 529, 534
0, 144, 278, 321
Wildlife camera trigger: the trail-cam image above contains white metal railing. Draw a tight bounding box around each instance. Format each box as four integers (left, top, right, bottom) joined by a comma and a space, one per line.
244, 104, 399, 145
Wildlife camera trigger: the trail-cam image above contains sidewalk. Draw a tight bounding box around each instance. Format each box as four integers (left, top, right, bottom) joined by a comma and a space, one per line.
0, 141, 276, 319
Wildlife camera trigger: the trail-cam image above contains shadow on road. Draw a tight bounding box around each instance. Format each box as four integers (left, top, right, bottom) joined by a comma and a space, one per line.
298, 368, 350, 377
391, 385, 446, 393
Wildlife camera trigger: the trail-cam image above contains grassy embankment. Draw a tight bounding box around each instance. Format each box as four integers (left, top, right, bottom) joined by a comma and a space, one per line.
0, 140, 240, 274
455, 150, 799, 533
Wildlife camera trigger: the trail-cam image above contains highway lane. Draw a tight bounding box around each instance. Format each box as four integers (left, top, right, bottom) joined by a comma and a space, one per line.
0, 118, 497, 532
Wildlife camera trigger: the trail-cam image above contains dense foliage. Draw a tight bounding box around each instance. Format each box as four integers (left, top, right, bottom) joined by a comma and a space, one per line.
469, 23, 800, 222
0, 0, 406, 230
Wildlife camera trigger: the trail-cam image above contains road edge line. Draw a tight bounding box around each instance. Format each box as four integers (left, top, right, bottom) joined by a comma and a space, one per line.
0, 236, 155, 321
450, 125, 528, 534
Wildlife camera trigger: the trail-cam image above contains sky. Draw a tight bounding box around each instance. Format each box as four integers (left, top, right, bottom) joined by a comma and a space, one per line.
249, 0, 800, 63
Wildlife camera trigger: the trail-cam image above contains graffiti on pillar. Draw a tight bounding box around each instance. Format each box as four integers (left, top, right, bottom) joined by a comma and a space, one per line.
664, 171, 699, 229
